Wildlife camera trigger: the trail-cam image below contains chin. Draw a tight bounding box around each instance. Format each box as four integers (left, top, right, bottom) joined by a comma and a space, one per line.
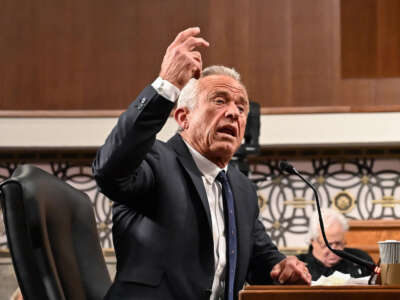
211, 143, 236, 159
215, 139, 235, 150
325, 260, 341, 267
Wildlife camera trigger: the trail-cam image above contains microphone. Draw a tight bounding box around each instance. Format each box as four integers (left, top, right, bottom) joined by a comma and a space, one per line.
279, 161, 380, 274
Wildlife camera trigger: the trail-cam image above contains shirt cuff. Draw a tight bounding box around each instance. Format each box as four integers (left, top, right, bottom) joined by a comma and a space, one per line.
151, 77, 180, 103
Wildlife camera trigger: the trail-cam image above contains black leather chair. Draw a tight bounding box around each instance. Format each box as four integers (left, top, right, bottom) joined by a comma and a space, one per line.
0, 165, 111, 300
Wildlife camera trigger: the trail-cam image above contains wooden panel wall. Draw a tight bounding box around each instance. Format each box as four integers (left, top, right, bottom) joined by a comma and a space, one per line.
0, 0, 399, 111
341, 0, 400, 78
346, 220, 400, 263
341, 0, 378, 78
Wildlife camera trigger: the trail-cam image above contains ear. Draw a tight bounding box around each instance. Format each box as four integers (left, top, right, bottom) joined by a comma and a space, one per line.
174, 107, 190, 130
310, 238, 319, 249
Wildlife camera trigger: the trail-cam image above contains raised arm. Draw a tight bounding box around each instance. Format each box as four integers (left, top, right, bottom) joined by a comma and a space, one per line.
92, 27, 208, 201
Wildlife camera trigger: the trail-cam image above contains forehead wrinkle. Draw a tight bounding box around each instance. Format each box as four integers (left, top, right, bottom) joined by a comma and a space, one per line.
199, 75, 249, 106
213, 82, 246, 94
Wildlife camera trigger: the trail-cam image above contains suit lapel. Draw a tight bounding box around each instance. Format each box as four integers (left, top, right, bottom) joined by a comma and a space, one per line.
168, 135, 254, 288
167, 134, 213, 232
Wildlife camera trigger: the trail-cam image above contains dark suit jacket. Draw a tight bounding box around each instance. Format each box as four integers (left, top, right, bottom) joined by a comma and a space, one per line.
93, 85, 285, 300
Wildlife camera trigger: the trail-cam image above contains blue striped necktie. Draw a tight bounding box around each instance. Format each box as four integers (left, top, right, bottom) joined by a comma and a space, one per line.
216, 170, 237, 300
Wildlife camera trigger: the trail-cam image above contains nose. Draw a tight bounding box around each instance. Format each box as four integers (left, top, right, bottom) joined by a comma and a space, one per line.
225, 102, 239, 120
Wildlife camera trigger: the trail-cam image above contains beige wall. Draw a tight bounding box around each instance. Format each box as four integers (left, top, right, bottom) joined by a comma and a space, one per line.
1, 113, 399, 148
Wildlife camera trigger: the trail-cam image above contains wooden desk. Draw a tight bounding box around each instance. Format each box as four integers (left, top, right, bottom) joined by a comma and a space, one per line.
239, 285, 400, 300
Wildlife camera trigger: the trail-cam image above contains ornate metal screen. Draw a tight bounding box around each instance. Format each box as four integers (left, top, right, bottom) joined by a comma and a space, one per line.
1, 150, 400, 250
252, 158, 400, 247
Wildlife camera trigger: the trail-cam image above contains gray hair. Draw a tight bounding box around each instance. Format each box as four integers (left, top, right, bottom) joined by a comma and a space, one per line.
308, 208, 349, 242
176, 65, 242, 111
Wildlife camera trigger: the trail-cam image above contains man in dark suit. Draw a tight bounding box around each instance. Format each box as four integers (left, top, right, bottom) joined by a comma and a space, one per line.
93, 27, 311, 300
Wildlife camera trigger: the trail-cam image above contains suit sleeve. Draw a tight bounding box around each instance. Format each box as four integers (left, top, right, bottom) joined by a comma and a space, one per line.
246, 217, 286, 284
92, 85, 175, 204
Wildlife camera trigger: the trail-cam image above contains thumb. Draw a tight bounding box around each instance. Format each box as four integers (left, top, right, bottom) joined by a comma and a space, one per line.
270, 262, 282, 278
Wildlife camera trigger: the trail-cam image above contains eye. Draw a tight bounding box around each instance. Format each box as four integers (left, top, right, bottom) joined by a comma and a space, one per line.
215, 98, 225, 105
237, 105, 245, 113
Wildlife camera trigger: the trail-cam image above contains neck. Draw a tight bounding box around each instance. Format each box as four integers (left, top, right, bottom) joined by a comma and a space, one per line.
180, 134, 230, 168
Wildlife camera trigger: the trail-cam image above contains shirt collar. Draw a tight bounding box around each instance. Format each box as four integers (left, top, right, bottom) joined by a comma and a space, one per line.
183, 140, 228, 184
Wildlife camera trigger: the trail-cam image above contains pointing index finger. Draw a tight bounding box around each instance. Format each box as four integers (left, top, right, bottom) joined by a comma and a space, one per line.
172, 27, 209, 48
174, 27, 201, 43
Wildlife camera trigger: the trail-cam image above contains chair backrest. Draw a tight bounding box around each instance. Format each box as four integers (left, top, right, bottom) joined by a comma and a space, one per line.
0, 165, 111, 300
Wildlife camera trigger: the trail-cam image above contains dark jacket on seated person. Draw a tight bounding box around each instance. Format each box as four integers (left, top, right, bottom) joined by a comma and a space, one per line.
297, 246, 374, 281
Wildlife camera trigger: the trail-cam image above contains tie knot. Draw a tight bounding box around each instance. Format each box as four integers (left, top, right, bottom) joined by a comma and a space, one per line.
216, 170, 228, 184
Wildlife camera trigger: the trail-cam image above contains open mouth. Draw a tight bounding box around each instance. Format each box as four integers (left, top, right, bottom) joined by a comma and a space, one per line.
217, 125, 237, 137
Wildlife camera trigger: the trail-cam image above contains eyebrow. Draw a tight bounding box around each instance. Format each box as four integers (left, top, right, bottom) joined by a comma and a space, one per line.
211, 91, 249, 106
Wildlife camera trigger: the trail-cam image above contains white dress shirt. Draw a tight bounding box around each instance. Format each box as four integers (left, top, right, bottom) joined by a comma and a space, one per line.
185, 142, 227, 300
152, 77, 228, 299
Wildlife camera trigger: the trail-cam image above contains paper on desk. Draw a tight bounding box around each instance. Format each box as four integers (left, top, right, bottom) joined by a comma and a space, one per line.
311, 271, 370, 286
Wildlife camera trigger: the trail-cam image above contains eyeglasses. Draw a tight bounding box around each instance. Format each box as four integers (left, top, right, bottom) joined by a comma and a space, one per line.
316, 238, 345, 250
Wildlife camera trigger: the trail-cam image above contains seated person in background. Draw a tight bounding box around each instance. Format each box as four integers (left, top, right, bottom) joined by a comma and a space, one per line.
297, 208, 374, 281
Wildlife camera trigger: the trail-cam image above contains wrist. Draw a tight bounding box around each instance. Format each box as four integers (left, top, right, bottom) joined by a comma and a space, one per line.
152, 77, 180, 102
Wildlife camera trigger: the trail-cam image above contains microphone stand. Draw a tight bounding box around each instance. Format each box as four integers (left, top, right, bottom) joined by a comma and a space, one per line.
279, 161, 380, 276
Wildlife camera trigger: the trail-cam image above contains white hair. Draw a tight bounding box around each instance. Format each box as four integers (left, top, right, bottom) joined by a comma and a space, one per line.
176, 65, 242, 111
308, 208, 349, 243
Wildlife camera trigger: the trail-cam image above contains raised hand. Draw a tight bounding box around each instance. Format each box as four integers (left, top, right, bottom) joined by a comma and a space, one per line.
160, 27, 209, 90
